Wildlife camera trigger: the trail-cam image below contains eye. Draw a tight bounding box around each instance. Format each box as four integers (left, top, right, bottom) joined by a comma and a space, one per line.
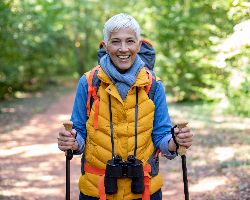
111, 40, 120, 45
127, 39, 135, 43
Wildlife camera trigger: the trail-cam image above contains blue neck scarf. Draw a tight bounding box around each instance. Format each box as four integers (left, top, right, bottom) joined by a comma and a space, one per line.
100, 54, 144, 100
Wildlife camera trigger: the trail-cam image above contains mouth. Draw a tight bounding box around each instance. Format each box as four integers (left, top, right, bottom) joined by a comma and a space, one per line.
117, 55, 130, 62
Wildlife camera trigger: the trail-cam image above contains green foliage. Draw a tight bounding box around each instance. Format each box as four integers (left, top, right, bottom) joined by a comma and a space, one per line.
223, 46, 250, 116
0, 0, 74, 98
144, 0, 234, 101
0, 0, 249, 116
141, 0, 249, 116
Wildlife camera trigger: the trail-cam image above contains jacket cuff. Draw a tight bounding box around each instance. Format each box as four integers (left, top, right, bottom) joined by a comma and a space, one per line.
73, 134, 85, 155
159, 135, 177, 160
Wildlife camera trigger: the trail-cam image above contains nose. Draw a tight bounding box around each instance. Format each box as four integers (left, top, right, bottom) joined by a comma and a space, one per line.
120, 42, 128, 51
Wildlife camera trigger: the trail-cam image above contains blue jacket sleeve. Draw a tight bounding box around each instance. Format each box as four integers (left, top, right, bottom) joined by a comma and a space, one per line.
152, 81, 177, 159
70, 75, 88, 155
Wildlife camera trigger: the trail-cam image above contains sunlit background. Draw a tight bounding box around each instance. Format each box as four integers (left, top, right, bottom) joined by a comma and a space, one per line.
0, 0, 249, 199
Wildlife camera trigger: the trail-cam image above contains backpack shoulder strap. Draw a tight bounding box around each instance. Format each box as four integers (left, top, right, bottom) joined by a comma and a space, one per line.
145, 68, 158, 101
86, 66, 101, 129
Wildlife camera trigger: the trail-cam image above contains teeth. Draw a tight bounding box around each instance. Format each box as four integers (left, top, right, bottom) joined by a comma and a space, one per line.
118, 55, 129, 59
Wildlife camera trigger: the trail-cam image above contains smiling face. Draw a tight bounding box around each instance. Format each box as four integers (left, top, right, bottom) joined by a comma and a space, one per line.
103, 28, 142, 72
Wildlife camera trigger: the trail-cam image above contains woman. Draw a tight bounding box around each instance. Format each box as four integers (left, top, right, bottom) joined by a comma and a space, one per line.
58, 13, 193, 200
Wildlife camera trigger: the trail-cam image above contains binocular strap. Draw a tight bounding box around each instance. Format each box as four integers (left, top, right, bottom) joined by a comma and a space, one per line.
108, 87, 139, 159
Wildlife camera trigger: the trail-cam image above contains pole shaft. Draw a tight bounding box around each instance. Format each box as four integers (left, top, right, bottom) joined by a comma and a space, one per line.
181, 155, 189, 200
66, 158, 70, 200
63, 121, 73, 200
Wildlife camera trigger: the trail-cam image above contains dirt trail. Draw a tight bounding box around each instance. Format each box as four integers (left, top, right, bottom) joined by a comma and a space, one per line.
1, 91, 249, 200
0, 92, 81, 200
0, 92, 189, 200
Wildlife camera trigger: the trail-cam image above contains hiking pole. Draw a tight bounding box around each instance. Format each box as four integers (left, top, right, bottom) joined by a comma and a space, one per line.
63, 121, 74, 200
176, 122, 189, 200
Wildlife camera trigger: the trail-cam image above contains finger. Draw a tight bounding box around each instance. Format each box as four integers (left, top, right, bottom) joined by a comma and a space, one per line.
59, 130, 71, 137
174, 127, 180, 134
59, 131, 64, 137
58, 140, 75, 149
60, 140, 75, 146
58, 144, 69, 152
176, 135, 192, 143
179, 141, 192, 148
58, 142, 67, 151
72, 140, 78, 150
176, 132, 193, 139
71, 129, 77, 138
58, 136, 76, 142
58, 136, 73, 151
176, 135, 192, 144
177, 137, 193, 144
179, 127, 190, 133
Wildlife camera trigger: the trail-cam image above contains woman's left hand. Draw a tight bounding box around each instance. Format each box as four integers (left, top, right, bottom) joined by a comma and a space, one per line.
174, 126, 193, 149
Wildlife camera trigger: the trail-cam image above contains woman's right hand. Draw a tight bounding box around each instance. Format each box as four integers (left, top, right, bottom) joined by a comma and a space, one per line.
57, 129, 78, 152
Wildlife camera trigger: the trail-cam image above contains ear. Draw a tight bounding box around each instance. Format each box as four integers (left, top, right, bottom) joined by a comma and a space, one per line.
103, 42, 108, 52
139, 39, 142, 47
137, 39, 142, 52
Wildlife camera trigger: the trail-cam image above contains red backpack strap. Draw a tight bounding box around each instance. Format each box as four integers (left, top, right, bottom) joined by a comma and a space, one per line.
84, 163, 106, 200
145, 69, 157, 100
86, 65, 101, 129
145, 69, 153, 94
142, 164, 152, 200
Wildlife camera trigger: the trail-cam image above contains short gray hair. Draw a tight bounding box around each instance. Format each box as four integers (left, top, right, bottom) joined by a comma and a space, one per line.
103, 13, 141, 45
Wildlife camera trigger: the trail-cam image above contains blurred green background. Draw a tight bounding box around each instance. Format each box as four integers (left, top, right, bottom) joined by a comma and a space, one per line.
0, 0, 249, 116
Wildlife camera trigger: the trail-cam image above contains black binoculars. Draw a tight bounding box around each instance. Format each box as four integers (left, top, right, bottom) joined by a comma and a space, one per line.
104, 155, 144, 194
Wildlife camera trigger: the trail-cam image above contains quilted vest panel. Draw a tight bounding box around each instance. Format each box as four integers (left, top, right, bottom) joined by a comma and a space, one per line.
79, 68, 163, 199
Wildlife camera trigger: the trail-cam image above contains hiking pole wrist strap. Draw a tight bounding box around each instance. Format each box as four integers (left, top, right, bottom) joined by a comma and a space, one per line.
171, 125, 179, 155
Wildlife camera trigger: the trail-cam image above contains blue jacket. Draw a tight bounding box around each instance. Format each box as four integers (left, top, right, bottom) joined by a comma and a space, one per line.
71, 76, 176, 159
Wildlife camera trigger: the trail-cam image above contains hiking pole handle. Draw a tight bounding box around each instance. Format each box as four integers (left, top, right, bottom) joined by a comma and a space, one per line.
63, 121, 73, 159
63, 121, 73, 132
176, 122, 188, 156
